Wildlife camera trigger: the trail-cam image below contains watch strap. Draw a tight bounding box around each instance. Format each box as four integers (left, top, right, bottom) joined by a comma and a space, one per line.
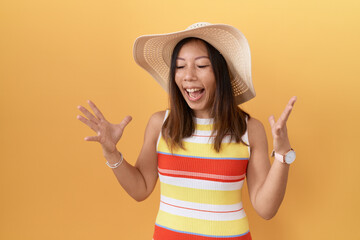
271, 148, 294, 164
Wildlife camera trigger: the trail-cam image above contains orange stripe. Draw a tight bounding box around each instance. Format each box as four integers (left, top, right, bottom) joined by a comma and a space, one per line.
153, 224, 252, 240
158, 153, 248, 176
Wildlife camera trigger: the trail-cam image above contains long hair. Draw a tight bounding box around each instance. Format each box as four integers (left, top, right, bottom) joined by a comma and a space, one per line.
162, 37, 249, 152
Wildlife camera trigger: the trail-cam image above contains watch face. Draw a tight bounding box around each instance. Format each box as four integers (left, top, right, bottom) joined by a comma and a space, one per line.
285, 151, 296, 164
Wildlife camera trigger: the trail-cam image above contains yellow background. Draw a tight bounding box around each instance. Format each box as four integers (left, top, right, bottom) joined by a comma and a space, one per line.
1, 0, 359, 239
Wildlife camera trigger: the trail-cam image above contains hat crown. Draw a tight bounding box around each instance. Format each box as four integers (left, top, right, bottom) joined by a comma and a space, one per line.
186, 22, 211, 30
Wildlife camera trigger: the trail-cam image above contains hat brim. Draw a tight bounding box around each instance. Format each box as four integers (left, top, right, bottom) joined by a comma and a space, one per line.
133, 23, 255, 104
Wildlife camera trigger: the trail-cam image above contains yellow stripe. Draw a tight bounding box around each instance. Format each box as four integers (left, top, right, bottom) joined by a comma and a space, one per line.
195, 123, 213, 131
156, 210, 249, 236
160, 182, 242, 205
158, 137, 249, 159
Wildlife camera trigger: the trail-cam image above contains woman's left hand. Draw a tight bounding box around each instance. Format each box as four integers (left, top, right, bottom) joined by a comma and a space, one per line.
268, 96, 297, 154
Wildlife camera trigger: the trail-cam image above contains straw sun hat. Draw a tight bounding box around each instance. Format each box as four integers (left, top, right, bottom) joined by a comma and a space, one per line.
133, 22, 255, 104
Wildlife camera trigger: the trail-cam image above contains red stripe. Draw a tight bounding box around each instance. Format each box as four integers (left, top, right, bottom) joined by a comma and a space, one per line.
158, 153, 248, 176
153, 224, 252, 240
160, 200, 243, 213
159, 171, 245, 183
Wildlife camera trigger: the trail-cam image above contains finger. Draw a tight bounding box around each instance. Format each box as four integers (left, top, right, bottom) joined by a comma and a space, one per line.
77, 105, 100, 124
84, 136, 100, 142
87, 100, 106, 120
278, 96, 297, 124
288, 96, 297, 107
118, 115, 133, 131
268, 115, 276, 129
77, 115, 99, 132
278, 105, 293, 126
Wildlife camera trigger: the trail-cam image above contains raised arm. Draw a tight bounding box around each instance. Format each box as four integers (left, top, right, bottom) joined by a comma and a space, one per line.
77, 100, 165, 202
246, 96, 297, 219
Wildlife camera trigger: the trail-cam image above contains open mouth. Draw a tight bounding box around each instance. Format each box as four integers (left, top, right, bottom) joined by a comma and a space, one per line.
185, 88, 205, 101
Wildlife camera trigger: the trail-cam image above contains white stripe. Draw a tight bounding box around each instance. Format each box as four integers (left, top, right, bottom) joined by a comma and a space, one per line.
183, 136, 211, 144
183, 130, 236, 144
194, 118, 214, 125
159, 173, 244, 191
159, 200, 246, 221
192, 130, 213, 136
161, 195, 243, 212
159, 168, 246, 181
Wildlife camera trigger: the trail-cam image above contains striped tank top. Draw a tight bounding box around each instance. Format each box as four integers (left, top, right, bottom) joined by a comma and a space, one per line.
152, 111, 252, 240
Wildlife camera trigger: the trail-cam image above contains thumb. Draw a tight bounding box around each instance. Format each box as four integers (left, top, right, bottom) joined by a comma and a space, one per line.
119, 115, 133, 131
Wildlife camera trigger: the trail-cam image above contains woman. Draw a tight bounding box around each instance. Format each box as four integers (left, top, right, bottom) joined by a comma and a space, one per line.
77, 23, 296, 240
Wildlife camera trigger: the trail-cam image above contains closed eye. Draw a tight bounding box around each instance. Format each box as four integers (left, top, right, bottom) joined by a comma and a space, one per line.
198, 65, 210, 68
176, 66, 185, 69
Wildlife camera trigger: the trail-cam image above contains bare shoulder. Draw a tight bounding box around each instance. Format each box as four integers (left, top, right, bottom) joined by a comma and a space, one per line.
145, 110, 166, 140
247, 116, 267, 148
248, 116, 265, 131
148, 110, 166, 128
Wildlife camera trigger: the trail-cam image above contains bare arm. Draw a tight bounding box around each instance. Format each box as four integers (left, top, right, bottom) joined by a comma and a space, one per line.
246, 97, 296, 219
104, 111, 164, 201
77, 100, 165, 202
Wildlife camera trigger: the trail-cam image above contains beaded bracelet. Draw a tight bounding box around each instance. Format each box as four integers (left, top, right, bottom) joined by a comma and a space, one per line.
106, 151, 124, 169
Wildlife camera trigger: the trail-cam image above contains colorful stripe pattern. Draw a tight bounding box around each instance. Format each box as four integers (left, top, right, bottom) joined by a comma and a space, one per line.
153, 113, 251, 240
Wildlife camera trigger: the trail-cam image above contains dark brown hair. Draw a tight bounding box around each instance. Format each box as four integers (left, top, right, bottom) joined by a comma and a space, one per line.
162, 37, 249, 152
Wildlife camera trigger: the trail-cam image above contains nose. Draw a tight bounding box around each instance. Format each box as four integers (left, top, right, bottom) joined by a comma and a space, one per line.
184, 65, 197, 81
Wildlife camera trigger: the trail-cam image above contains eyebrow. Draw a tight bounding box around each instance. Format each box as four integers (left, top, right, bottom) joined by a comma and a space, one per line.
176, 56, 210, 61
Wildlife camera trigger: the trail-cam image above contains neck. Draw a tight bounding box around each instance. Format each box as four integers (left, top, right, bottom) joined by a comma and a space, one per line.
193, 110, 212, 119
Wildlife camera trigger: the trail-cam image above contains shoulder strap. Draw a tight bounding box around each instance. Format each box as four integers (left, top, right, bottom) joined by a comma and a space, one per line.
156, 109, 169, 151
163, 109, 170, 123
242, 115, 251, 157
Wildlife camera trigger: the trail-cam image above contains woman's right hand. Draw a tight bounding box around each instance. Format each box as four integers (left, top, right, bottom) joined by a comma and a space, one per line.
77, 100, 132, 156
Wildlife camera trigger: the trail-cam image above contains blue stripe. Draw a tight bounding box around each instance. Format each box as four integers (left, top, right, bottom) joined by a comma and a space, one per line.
157, 151, 248, 161
156, 223, 250, 238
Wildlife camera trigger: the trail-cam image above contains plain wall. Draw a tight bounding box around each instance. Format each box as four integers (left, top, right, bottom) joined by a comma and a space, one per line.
1, 0, 359, 239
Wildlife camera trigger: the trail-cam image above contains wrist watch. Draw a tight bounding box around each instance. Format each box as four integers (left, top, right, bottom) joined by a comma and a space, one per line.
271, 148, 296, 164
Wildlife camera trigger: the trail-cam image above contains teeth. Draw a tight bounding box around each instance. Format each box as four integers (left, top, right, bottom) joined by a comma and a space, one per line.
186, 88, 201, 93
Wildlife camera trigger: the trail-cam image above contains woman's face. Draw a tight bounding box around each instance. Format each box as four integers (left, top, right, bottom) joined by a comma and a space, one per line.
175, 40, 216, 119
